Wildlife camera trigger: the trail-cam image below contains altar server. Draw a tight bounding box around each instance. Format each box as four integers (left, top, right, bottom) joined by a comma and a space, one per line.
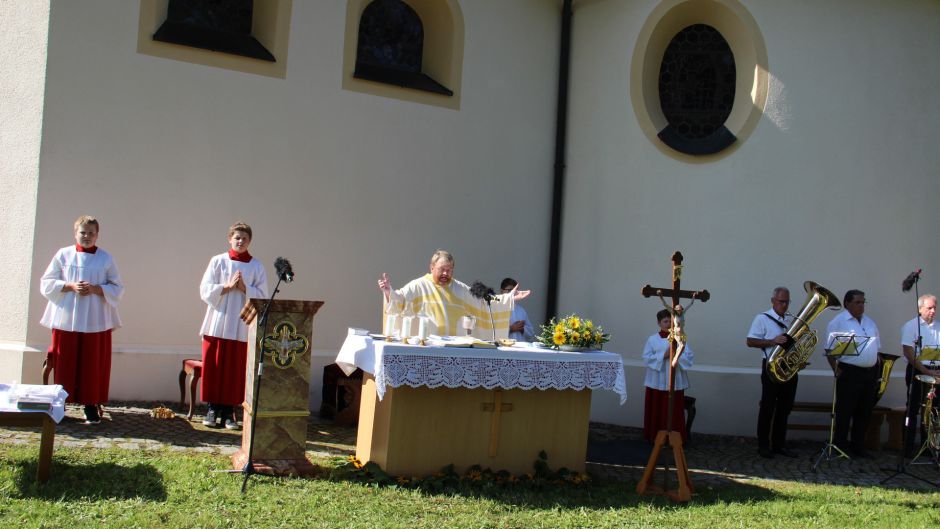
199, 222, 268, 429
642, 309, 693, 442
501, 277, 536, 342
40, 215, 124, 424
377, 249, 529, 338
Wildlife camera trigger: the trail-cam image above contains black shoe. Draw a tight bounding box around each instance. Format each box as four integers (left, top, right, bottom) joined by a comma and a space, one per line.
773, 447, 798, 458
83, 405, 100, 425
851, 447, 875, 460
202, 408, 219, 428
758, 446, 775, 459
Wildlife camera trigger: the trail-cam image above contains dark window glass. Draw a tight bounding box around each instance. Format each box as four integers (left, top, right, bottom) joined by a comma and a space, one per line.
357, 0, 424, 73
657, 24, 736, 155
167, 0, 253, 34
153, 0, 275, 62
354, 0, 452, 96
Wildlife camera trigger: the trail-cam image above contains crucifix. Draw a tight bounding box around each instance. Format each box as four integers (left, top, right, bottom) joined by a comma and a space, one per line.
636, 251, 710, 503
481, 389, 514, 457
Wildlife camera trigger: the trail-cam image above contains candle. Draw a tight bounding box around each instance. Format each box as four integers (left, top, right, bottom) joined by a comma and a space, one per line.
418, 317, 429, 340
385, 314, 399, 338
401, 316, 414, 339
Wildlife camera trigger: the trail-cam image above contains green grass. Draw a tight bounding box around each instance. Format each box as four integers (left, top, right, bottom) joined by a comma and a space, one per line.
1, 444, 939, 528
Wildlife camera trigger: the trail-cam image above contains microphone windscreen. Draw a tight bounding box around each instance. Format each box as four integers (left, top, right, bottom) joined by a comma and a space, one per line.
470, 281, 495, 301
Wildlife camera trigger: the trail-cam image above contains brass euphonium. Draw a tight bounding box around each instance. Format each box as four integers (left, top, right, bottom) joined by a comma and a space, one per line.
767, 281, 842, 384
876, 353, 900, 400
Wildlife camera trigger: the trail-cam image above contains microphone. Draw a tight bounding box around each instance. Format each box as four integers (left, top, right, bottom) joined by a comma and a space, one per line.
902, 268, 922, 292
274, 257, 294, 283
470, 281, 495, 303
470, 281, 498, 342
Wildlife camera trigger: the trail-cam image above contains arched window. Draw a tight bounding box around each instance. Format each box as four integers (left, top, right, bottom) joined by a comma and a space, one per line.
152, 0, 276, 62
657, 24, 736, 155
354, 0, 453, 96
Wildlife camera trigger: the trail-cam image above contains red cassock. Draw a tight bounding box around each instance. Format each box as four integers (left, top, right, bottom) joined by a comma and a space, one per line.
200, 335, 248, 405
643, 386, 687, 442
49, 329, 112, 405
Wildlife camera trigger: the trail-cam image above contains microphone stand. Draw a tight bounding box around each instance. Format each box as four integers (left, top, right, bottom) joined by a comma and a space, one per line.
486, 298, 497, 343
239, 273, 285, 493
881, 273, 937, 486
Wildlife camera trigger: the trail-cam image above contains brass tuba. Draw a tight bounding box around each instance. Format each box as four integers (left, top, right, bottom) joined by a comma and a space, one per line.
876, 354, 899, 400
767, 281, 842, 384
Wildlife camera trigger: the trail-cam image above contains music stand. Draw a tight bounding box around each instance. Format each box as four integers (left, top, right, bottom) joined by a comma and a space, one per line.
908, 373, 940, 468
811, 334, 866, 472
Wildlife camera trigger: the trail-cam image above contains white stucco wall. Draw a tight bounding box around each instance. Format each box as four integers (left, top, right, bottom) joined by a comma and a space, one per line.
565, 0, 940, 435
24, 1, 559, 401
0, 1, 50, 384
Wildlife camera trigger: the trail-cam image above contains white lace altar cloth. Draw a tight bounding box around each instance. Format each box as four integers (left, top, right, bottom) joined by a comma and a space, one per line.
336, 335, 627, 404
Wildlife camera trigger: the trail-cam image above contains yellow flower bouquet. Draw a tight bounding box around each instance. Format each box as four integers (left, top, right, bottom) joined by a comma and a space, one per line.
537, 314, 610, 351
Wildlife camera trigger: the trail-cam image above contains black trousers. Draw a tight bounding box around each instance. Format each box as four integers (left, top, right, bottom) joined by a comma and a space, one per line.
757, 360, 798, 449
904, 364, 930, 453
834, 362, 879, 450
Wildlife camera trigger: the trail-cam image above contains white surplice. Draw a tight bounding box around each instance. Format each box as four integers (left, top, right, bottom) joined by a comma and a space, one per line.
40, 246, 124, 332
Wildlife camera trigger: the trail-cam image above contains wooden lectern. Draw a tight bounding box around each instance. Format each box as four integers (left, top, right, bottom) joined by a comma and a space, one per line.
231, 299, 324, 476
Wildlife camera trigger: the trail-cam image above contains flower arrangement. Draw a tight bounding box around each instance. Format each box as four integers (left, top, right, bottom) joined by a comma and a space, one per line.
537, 314, 610, 350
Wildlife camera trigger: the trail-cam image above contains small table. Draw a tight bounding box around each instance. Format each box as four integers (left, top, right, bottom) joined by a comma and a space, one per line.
0, 412, 56, 483
0, 384, 67, 484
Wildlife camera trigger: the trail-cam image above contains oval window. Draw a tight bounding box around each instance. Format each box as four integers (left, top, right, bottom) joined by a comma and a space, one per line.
657, 24, 736, 155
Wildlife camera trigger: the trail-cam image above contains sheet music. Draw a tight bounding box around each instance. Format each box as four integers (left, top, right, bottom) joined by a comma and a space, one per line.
826, 333, 869, 357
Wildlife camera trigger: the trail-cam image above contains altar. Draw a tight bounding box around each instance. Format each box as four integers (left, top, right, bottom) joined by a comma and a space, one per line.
336, 334, 627, 476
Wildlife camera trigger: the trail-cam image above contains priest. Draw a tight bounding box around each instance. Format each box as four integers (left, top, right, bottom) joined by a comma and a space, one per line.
377, 250, 530, 338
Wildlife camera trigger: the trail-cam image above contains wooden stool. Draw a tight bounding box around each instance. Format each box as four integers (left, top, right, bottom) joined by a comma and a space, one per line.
334, 377, 362, 427
178, 359, 203, 420
886, 406, 907, 451
42, 351, 54, 385
683, 396, 697, 440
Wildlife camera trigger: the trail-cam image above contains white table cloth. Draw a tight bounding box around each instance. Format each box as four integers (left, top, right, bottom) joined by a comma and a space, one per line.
336, 334, 627, 404
0, 384, 69, 423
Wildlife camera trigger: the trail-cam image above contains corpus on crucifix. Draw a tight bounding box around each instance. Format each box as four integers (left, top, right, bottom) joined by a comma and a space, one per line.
636, 251, 710, 503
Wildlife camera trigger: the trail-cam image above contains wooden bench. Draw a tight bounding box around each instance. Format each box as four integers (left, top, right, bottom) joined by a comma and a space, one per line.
788, 401, 900, 451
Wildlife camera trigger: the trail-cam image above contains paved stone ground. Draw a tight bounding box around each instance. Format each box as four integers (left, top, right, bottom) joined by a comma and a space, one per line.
1, 402, 938, 492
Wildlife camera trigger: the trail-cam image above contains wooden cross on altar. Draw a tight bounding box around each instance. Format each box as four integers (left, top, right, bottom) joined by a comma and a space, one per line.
636, 251, 710, 503
481, 389, 513, 457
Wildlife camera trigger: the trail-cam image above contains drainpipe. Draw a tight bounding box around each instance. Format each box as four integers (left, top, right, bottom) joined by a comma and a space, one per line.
545, 0, 572, 322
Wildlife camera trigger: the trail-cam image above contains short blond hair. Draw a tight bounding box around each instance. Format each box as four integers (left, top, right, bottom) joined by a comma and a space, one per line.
74, 215, 99, 232
430, 249, 454, 267
227, 221, 253, 240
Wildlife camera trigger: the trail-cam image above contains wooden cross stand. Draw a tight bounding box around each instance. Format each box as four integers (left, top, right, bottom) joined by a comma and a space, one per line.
636, 251, 710, 503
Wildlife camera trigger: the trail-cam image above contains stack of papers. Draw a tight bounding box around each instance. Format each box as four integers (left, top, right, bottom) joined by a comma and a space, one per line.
427, 336, 497, 348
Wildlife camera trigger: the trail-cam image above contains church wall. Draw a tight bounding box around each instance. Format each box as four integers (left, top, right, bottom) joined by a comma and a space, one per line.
0, 1, 50, 384
565, 0, 940, 435
22, 1, 560, 401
